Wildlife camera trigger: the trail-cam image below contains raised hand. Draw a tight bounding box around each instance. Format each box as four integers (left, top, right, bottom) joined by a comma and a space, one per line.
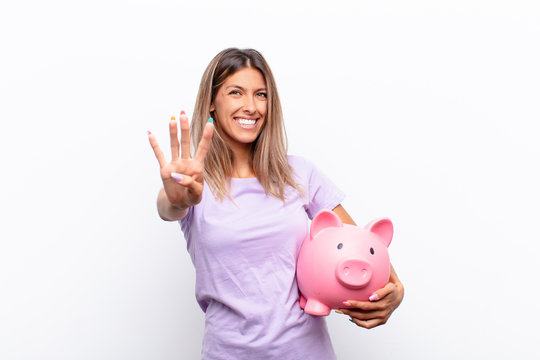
148, 111, 214, 212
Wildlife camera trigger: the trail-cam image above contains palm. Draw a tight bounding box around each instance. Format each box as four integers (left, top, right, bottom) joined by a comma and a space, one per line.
149, 113, 214, 209
161, 156, 204, 207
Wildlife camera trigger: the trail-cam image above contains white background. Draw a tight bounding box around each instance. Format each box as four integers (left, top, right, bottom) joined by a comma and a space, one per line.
1, 0, 539, 359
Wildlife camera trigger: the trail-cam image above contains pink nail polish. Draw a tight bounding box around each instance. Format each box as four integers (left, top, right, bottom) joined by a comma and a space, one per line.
171, 173, 183, 182
342, 301, 351, 307
181, 110, 186, 115
369, 294, 379, 302
147, 130, 152, 135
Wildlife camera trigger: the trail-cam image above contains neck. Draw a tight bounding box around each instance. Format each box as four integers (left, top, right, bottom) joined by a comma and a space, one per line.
230, 143, 255, 178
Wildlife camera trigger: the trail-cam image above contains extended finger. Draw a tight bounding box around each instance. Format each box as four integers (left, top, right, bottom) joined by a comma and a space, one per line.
194, 120, 214, 163
170, 116, 180, 161
148, 132, 166, 168
179, 111, 191, 159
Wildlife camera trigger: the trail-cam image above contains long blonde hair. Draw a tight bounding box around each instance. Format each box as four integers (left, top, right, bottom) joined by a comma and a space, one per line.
191, 48, 302, 201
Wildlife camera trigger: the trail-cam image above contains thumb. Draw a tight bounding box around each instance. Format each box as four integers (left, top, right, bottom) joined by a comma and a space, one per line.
171, 172, 197, 189
171, 173, 203, 204
369, 282, 397, 302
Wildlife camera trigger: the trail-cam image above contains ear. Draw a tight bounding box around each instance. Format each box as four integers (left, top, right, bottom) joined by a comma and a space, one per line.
310, 210, 343, 240
365, 218, 393, 247
209, 103, 215, 112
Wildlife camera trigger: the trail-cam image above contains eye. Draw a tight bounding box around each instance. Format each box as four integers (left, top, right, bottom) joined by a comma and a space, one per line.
370, 247, 375, 255
256, 92, 267, 98
337, 243, 343, 250
228, 90, 241, 95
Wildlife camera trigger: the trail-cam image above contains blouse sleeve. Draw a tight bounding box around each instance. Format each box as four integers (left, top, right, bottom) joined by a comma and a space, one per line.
179, 205, 195, 248
291, 156, 346, 220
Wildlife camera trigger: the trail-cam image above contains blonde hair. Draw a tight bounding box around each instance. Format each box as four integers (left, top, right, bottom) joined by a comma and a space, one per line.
191, 48, 303, 201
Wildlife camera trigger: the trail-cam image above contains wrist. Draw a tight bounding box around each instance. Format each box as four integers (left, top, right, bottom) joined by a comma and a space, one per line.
157, 189, 189, 221
393, 279, 405, 304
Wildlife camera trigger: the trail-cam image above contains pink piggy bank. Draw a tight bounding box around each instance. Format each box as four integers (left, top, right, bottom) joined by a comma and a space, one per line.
297, 209, 393, 316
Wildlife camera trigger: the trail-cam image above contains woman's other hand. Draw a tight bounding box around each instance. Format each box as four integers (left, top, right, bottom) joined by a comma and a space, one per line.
336, 266, 404, 329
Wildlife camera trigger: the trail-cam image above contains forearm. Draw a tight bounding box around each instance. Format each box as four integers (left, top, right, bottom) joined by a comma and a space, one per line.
389, 264, 404, 303
157, 188, 189, 221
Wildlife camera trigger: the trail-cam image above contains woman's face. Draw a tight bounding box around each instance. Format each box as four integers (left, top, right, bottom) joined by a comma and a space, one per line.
210, 67, 267, 151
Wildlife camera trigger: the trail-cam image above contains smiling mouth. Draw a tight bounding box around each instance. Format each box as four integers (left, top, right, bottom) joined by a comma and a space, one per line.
234, 117, 258, 129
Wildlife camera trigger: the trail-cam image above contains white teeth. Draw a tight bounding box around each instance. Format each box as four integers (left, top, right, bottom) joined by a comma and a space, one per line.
237, 118, 256, 125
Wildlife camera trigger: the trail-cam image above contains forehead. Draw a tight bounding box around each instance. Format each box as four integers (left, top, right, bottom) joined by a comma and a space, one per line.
224, 67, 266, 88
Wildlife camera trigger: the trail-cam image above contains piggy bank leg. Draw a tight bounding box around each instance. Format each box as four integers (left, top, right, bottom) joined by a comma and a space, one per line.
304, 299, 331, 316
299, 294, 307, 309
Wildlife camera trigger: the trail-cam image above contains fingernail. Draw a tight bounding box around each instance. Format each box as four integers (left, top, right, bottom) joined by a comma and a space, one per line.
342, 301, 351, 307
171, 172, 183, 182
147, 130, 152, 135
334, 310, 344, 314
369, 294, 379, 302
208, 117, 213, 123
349, 319, 355, 324
181, 110, 185, 115
171, 116, 176, 121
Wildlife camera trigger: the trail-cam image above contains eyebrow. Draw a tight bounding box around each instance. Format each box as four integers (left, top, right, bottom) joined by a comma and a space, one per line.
226, 84, 267, 92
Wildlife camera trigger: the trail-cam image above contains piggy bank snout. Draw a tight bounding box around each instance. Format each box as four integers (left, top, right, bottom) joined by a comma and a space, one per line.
335, 258, 372, 289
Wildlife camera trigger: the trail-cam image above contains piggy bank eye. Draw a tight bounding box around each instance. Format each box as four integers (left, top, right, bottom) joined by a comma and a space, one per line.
370, 247, 375, 255
337, 243, 343, 250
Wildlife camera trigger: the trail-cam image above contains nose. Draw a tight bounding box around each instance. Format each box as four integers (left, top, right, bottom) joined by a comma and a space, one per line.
335, 259, 372, 289
243, 95, 256, 114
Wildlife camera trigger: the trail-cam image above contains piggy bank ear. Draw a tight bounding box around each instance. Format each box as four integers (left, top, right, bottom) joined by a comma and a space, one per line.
365, 218, 393, 247
310, 209, 343, 239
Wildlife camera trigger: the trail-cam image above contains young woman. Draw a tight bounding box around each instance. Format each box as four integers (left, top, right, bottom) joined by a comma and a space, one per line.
148, 48, 404, 359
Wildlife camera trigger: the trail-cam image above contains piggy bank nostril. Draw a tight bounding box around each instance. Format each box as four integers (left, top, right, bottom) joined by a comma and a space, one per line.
344, 266, 350, 275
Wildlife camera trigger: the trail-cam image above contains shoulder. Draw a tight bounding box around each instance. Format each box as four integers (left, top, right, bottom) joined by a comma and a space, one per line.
286, 155, 322, 187
287, 154, 316, 171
